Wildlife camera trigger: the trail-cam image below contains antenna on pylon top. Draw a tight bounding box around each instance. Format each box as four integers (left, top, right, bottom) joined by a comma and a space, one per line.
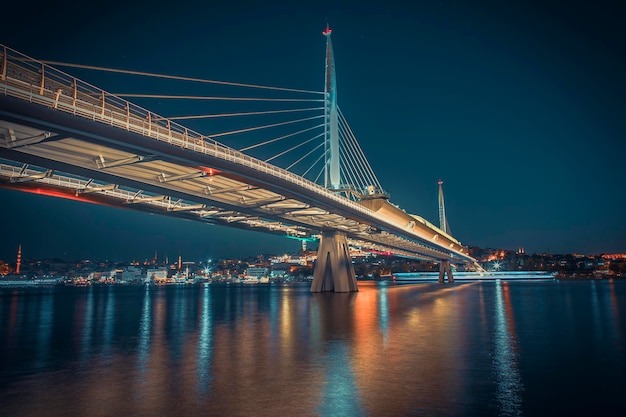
323, 21, 332, 36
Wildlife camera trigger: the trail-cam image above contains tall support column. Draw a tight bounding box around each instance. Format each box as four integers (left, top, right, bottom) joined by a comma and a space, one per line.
438, 180, 449, 234
311, 231, 358, 293
438, 260, 454, 283
323, 25, 340, 189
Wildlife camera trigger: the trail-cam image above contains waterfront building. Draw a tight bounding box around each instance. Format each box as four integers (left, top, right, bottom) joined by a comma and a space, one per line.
121, 266, 143, 284
246, 267, 270, 278
146, 267, 168, 284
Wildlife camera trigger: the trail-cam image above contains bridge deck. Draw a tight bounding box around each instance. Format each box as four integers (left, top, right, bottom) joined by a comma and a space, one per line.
0, 45, 476, 265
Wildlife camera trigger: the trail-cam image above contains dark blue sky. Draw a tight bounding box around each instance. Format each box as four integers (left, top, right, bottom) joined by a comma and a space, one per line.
1, 0, 625, 261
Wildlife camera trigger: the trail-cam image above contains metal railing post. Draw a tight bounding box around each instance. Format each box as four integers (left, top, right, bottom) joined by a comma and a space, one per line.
39, 63, 45, 96
1, 45, 6, 81
72, 78, 77, 115
53, 88, 61, 109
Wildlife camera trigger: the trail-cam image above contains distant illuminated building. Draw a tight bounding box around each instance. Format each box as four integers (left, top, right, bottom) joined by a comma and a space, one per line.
602, 254, 626, 260
246, 267, 270, 277
121, 266, 143, 283
146, 267, 168, 284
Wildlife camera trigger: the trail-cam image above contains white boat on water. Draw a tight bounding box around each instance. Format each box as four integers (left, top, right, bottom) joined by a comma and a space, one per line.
393, 271, 556, 282
0, 276, 64, 286
242, 276, 259, 284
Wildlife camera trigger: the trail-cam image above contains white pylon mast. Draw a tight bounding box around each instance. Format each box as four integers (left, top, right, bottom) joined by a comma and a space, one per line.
438, 180, 449, 234
323, 24, 340, 189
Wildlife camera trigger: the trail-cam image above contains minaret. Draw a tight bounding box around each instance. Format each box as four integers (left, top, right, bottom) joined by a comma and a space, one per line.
437, 180, 450, 234
323, 24, 340, 189
177, 255, 182, 271
16, 244, 22, 275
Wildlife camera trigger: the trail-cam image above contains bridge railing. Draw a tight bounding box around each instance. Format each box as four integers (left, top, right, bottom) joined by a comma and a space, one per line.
0, 45, 382, 219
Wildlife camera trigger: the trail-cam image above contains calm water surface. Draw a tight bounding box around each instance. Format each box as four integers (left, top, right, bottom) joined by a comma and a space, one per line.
1, 279, 625, 416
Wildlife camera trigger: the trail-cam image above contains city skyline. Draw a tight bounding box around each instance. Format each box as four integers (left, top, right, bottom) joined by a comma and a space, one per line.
1, 0, 625, 261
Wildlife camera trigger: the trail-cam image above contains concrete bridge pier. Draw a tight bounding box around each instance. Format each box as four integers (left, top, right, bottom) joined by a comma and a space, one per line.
311, 231, 358, 292
438, 260, 454, 283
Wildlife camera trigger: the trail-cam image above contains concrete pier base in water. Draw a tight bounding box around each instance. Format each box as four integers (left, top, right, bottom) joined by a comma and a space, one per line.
438, 260, 454, 283
311, 231, 358, 293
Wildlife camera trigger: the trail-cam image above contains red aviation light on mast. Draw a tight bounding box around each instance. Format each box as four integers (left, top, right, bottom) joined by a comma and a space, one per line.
322, 24, 332, 36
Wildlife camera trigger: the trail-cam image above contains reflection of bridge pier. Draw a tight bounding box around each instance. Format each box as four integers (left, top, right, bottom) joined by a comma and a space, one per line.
311, 231, 358, 292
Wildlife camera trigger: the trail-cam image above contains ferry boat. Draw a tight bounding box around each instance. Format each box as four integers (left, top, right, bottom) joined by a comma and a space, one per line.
392, 271, 556, 282
242, 275, 259, 284
0, 275, 65, 286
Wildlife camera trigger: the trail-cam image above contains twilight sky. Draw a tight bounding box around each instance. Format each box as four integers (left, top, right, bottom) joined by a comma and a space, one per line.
1, 0, 624, 262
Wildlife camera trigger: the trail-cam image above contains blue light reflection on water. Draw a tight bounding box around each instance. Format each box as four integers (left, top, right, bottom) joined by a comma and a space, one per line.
317, 340, 363, 417
196, 285, 213, 393
493, 281, 523, 417
0, 280, 625, 416
377, 284, 390, 346
36, 291, 53, 370
79, 287, 94, 365
136, 286, 151, 377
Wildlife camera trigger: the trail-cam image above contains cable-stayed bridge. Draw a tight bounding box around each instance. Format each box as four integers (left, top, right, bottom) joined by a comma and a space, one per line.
0, 29, 479, 292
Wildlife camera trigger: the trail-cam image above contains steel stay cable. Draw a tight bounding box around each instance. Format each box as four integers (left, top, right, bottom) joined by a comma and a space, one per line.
338, 130, 366, 190
209, 115, 324, 138
337, 133, 365, 190
286, 141, 325, 171
105, 94, 323, 102
239, 124, 323, 152
338, 120, 379, 189
313, 164, 325, 184
160, 107, 324, 120
265, 133, 323, 163
338, 110, 383, 190
338, 114, 379, 188
301, 151, 326, 179
339, 153, 364, 192
37, 60, 324, 95
341, 113, 383, 190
